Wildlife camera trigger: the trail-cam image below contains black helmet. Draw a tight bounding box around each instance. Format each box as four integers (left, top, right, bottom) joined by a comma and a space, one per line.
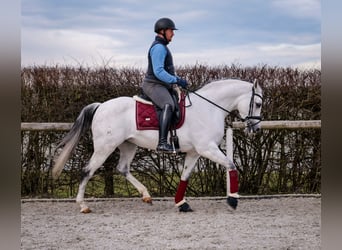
154, 18, 178, 33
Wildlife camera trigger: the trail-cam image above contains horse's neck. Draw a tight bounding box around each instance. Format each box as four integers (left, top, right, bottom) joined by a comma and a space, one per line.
197, 81, 250, 110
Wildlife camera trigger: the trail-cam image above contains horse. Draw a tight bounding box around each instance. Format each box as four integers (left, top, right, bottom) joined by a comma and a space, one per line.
52, 79, 263, 213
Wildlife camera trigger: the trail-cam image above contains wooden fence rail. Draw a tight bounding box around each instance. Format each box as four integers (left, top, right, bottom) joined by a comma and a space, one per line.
21, 120, 321, 131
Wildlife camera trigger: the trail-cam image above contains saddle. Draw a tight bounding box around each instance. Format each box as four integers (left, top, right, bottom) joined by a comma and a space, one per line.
134, 92, 186, 131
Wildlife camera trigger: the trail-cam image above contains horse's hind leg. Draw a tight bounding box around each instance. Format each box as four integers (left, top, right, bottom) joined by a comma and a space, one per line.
117, 142, 152, 203
76, 149, 113, 213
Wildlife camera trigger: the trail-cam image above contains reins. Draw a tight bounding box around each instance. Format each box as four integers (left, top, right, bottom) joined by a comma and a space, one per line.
184, 84, 263, 124
185, 88, 234, 115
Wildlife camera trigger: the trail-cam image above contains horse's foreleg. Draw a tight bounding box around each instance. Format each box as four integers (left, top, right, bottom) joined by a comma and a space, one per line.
196, 143, 239, 209
175, 152, 200, 212
117, 142, 152, 204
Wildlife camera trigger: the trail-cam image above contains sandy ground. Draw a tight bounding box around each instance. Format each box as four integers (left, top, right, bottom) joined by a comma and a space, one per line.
21, 196, 321, 250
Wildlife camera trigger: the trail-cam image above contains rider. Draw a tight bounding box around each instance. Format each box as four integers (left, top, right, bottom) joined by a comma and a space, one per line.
141, 17, 188, 153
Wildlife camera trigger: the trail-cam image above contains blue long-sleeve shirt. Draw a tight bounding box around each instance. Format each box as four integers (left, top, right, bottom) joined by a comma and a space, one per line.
150, 44, 178, 84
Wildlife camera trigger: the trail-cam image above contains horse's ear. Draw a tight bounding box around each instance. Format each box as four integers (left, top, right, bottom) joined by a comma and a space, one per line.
253, 79, 258, 89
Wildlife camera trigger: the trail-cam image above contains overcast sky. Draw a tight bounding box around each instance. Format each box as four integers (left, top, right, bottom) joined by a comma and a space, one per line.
21, 0, 321, 70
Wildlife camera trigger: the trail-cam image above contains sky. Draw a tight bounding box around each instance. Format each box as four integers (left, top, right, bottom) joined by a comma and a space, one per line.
21, 0, 321, 70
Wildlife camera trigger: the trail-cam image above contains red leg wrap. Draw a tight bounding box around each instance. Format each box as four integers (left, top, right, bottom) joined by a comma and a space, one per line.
175, 180, 188, 204
229, 169, 239, 194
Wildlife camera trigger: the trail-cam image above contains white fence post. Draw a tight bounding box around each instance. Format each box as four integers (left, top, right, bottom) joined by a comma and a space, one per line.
226, 127, 233, 197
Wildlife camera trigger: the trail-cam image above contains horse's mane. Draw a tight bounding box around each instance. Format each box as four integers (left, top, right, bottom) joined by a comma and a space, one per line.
197, 78, 252, 92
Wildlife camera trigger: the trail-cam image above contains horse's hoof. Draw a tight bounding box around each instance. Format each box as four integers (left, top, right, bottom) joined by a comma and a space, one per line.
227, 196, 238, 210
142, 197, 153, 204
179, 202, 193, 212
80, 207, 92, 213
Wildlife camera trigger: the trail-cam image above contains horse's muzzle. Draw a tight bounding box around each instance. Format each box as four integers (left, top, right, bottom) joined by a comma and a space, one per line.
244, 120, 262, 136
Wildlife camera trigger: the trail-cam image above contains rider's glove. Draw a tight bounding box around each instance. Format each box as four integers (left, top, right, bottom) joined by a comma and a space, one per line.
176, 78, 188, 89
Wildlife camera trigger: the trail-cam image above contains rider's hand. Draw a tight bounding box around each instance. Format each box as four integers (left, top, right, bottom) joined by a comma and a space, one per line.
176, 78, 188, 89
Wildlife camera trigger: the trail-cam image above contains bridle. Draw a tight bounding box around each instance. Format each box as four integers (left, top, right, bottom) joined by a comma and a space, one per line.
239, 85, 263, 130
185, 83, 263, 130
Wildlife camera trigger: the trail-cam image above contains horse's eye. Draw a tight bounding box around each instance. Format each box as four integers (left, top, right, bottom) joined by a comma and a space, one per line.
256, 103, 262, 108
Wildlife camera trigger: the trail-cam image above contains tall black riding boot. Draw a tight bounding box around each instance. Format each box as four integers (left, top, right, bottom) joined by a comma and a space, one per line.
157, 104, 174, 153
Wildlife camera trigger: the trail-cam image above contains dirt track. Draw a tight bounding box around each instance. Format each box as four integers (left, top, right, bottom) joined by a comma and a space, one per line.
21, 196, 321, 249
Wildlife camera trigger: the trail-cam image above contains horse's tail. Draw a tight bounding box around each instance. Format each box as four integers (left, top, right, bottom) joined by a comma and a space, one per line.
52, 102, 101, 179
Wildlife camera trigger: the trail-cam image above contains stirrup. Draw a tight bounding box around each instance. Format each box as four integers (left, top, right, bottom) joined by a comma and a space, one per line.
170, 129, 180, 151
156, 143, 177, 154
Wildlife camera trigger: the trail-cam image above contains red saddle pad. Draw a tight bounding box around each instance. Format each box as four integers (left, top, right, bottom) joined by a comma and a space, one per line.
135, 94, 186, 130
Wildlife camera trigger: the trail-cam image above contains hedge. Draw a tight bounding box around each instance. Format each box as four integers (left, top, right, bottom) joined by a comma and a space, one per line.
21, 64, 321, 198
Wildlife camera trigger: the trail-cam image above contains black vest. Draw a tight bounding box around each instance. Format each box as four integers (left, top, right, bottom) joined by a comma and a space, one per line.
145, 36, 175, 84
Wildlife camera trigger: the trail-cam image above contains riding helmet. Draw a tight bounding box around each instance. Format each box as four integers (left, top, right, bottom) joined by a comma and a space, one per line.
154, 18, 178, 33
